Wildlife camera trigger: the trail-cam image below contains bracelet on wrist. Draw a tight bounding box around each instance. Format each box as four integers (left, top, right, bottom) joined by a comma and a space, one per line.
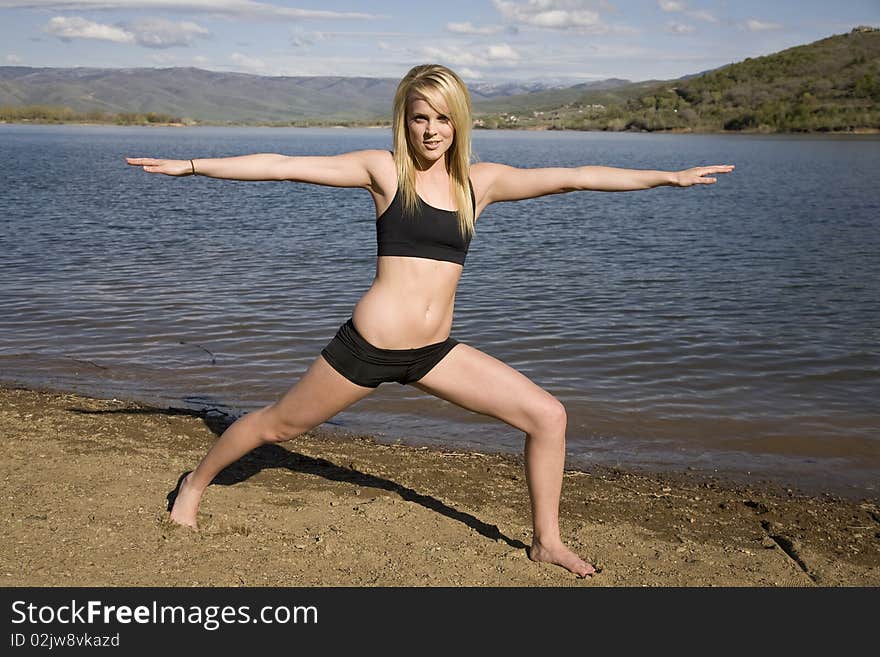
190, 159, 196, 176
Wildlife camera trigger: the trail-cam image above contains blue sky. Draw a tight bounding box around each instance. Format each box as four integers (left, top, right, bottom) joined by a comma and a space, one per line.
1, 1, 878, 83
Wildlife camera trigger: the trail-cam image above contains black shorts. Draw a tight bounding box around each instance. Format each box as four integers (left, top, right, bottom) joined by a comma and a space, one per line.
321, 318, 459, 388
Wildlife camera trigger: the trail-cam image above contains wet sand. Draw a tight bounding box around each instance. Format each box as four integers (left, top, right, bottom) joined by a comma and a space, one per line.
1, 385, 878, 587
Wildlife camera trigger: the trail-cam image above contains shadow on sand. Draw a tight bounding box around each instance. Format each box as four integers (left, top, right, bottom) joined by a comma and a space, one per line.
71, 404, 528, 551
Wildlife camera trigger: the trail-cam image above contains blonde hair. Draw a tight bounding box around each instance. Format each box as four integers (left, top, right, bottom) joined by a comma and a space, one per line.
392, 64, 474, 238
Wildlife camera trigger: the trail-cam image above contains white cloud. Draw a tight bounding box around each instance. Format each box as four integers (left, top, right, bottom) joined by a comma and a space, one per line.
422, 46, 481, 67
746, 19, 782, 32
45, 16, 133, 43
43, 15, 209, 48
487, 43, 520, 61
457, 67, 484, 80
148, 52, 175, 64
492, 0, 606, 32
658, 0, 684, 10
230, 51, 266, 72
128, 18, 209, 48
423, 43, 522, 68
687, 9, 717, 23
656, 0, 717, 23
193, 55, 209, 65
446, 21, 503, 35
665, 21, 694, 34
5, 54, 23, 63
290, 29, 326, 49
0, 1, 375, 21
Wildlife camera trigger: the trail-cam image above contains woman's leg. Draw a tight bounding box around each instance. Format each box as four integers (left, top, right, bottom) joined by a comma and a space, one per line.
412, 344, 596, 577
170, 355, 375, 529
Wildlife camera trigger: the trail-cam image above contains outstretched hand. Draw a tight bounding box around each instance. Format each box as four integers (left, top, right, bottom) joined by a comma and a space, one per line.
674, 164, 735, 187
125, 157, 193, 176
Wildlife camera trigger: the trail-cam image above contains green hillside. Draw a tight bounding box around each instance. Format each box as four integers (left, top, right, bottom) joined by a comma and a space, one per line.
471, 78, 632, 113
476, 27, 880, 132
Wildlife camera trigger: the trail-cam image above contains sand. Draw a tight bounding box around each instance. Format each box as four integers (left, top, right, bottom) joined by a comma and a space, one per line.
1, 385, 878, 587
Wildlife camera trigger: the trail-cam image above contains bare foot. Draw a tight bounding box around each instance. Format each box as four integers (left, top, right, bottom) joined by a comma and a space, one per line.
168, 472, 201, 530
528, 540, 597, 578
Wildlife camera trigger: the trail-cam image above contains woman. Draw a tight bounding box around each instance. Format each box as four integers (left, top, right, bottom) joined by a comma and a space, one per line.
127, 64, 733, 578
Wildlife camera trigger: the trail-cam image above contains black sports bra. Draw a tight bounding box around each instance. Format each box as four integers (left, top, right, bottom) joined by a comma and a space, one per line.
376, 181, 475, 266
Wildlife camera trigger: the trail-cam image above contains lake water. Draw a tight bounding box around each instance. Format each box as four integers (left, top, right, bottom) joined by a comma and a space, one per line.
1, 124, 878, 497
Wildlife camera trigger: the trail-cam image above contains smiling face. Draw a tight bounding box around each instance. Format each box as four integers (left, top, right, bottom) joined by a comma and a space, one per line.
406, 95, 455, 167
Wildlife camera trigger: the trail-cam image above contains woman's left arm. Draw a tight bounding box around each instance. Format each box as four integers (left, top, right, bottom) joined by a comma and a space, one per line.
472, 162, 735, 205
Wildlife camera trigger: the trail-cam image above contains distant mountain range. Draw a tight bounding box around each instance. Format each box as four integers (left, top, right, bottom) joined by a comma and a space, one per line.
1, 26, 877, 132
0, 67, 397, 122
0, 66, 631, 123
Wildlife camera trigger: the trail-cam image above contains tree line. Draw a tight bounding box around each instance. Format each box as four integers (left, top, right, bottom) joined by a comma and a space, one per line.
0, 105, 183, 125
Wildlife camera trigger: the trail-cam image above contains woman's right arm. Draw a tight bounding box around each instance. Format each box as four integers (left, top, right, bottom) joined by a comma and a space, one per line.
125, 150, 387, 189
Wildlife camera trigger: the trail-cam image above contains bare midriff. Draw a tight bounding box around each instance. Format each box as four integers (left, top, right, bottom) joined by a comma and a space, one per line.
351, 255, 462, 349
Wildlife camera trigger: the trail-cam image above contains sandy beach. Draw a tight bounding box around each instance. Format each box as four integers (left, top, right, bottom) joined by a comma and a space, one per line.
1, 385, 878, 587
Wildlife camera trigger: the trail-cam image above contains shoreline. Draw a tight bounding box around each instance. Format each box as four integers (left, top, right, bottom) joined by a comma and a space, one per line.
2, 385, 878, 586
2, 373, 874, 501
